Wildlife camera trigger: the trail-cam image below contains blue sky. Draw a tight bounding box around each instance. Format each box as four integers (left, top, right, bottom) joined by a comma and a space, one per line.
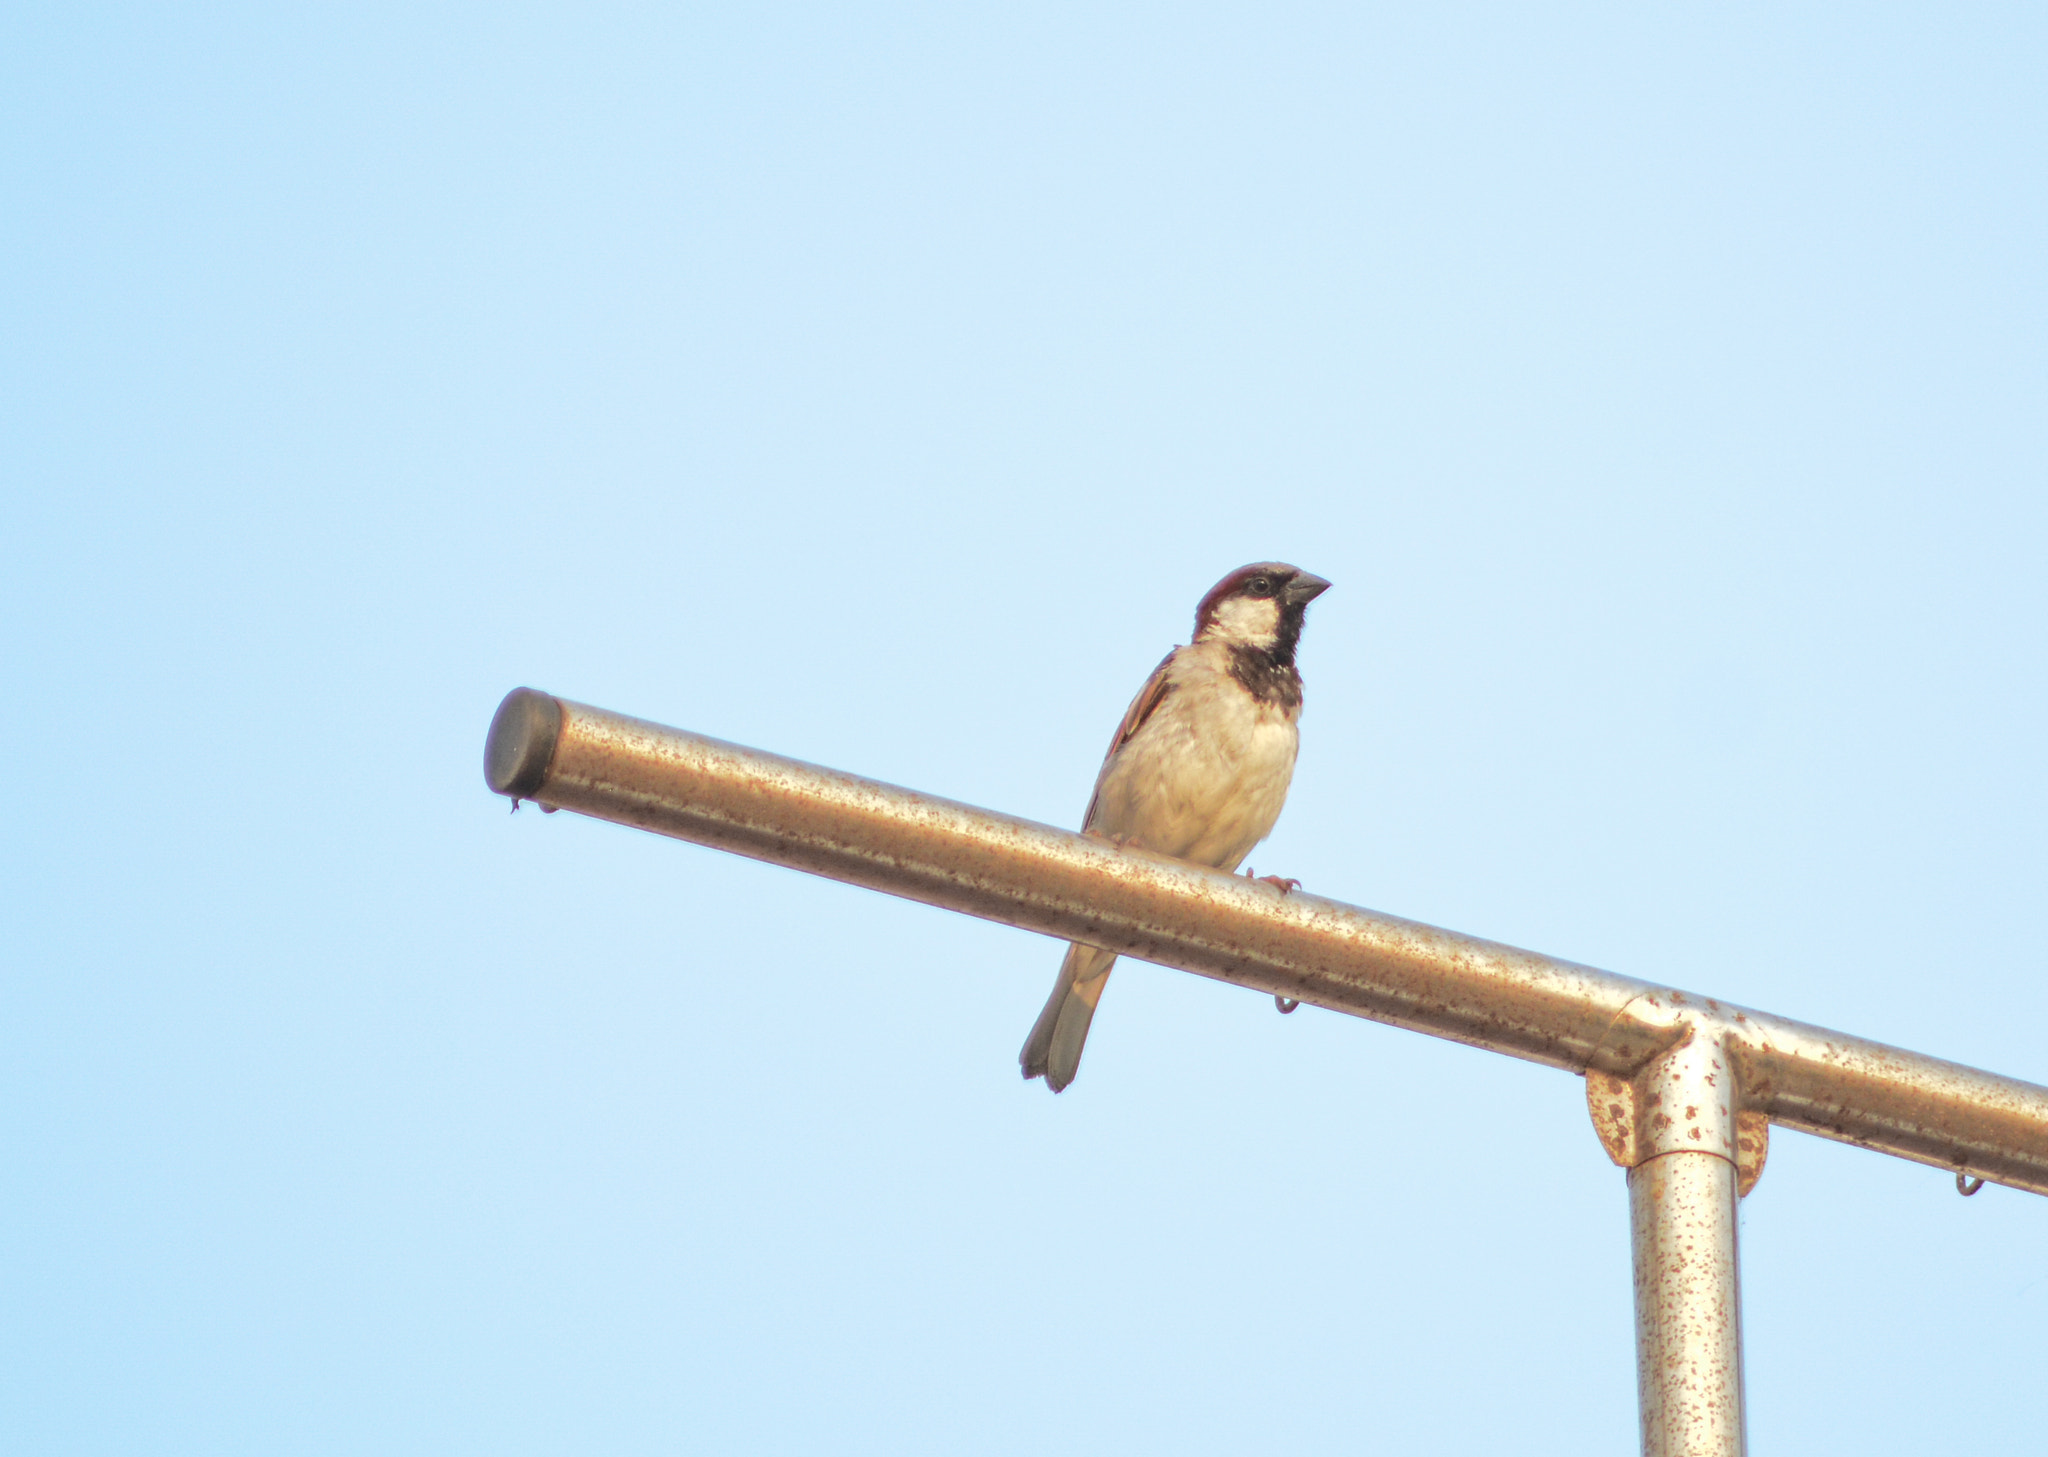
5, 4, 2045, 1452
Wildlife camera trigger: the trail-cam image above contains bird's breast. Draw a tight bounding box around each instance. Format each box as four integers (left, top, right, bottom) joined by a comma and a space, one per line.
1087, 656, 1301, 870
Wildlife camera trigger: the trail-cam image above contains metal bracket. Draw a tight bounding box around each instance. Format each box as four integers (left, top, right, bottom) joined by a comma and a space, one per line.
1588, 1063, 1768, 1199
1586, 999, 1768, 1198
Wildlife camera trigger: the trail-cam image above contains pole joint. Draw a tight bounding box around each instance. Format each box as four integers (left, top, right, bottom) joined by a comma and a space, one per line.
1587, 1000, 1768, 1198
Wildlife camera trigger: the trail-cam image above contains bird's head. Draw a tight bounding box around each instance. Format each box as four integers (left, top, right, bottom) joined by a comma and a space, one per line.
1192, 562, 1331, 662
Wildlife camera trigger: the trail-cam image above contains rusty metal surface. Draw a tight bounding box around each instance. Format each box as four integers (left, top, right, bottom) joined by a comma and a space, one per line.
1631, 1149, 1747, 1457
1591, 1031, 1751, 1449
1589, 1025, 1770, 1199
1617, 1031, 1748, 1454
485, 689, 2048, 1196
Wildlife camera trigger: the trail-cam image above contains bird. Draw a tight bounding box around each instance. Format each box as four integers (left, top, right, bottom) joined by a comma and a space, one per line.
1019, 562, 1331, 1092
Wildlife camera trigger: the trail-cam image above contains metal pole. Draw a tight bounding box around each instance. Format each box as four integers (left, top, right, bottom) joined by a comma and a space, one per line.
1632, 1156, 1743, 1456
1625, 1031, 1747, 1457
482, 689, 2048, 1195
483, 687, 2048, 1454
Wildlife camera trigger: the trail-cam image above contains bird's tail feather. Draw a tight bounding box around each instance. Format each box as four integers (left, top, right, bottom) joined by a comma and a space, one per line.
1020, 943, 1117, 1092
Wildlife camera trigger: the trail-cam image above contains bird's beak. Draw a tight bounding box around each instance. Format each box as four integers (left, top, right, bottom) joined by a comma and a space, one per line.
1286, 572, 1331, 606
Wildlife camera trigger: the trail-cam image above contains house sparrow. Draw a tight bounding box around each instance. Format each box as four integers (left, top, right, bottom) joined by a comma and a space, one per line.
1019, 562, 1331, 1092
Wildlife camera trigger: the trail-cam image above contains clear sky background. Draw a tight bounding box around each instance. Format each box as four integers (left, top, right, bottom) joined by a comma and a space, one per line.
5, 4, 2046, 1453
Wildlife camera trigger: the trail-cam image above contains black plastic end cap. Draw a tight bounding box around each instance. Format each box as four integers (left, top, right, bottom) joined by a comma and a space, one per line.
485, 688, 563, 798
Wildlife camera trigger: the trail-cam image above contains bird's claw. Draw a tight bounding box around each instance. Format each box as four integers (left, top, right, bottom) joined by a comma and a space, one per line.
1274, 996, 1300, 1014
1256, 874, 1301, 895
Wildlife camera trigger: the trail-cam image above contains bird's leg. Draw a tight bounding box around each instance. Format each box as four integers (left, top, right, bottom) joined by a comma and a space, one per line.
1244, 867, 1302, 895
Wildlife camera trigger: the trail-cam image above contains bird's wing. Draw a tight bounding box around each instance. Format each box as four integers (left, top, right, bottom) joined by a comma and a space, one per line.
1082, 649, 1178, 830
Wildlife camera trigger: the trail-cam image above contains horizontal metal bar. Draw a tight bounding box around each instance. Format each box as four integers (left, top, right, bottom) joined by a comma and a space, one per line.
484, 688, 2048, 1196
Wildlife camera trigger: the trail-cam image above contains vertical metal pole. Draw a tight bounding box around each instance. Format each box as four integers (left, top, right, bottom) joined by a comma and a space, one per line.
1631, 1152, 1745, 1454
1626, 1030, 1748, 1457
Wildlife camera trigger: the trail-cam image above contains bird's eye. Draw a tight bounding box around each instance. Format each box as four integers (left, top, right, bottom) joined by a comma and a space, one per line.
1249, 576, 1273, 595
